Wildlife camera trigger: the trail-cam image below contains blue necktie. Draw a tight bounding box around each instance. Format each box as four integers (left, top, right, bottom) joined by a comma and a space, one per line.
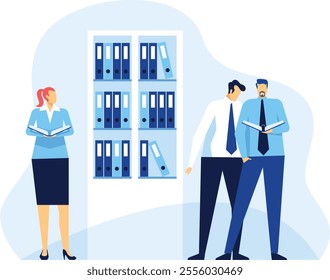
258, 99, 269, 155
226, 103, 237, 154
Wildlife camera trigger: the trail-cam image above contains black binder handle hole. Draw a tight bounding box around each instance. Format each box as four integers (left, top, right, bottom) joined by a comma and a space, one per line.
151, 118, 155, 122
106, 69, 110, 74
168, 118, 173, 122
142, 69, 146, 73
115, 118, 119, 122
124, 167, 128, 171
166, 68, 170, 72
106, 167, 110, 171
97, 167, 102, 171
161, 166, 165, 170
115, 69, 119, 73
106, 118, 110, 122
142, 167, 146, 171
97, 118, 102, 122
142, 118, 146, 122
97, 70, 102, 74
124, 118, 128, 122
151, 69, 155, 74
115, 167, 119, 171
124, 69, 128, 74
160, 118, 164, 122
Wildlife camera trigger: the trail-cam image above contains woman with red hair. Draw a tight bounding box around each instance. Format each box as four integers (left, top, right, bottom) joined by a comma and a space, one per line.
26, 87, 76, 260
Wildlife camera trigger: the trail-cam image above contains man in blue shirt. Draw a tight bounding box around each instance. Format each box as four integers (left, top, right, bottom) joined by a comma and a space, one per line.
216, 79, 289, 260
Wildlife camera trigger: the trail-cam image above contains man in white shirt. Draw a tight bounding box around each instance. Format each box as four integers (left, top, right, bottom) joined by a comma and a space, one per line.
185, 80, 248, 260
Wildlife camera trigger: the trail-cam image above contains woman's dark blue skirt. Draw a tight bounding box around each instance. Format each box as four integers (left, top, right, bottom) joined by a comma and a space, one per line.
32, 158, 69, 205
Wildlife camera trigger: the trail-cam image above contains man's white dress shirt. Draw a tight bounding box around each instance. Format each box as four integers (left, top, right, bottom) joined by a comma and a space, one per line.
188, 97, 242, 167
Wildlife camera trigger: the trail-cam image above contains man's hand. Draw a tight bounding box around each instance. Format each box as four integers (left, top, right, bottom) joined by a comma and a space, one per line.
263, 129, 273, 134
185, 167, 193, 175
242, 157, 251, 163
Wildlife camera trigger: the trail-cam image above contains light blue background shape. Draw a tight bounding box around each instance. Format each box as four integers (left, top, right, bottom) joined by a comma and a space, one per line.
1, 0, 328, 259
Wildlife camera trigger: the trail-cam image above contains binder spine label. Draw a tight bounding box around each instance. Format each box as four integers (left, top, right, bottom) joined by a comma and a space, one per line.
104, 92, 112, 128
112, 141, 121, 177
149, 43, 157, 79
95, 140, 104, 177
139, 92, 149, 128
149, 140, 170, 176
103, 43, 113, 80
140, 140, 149, 177
113, 43, 121, 79
122, 140, 130, 177
158, 42, 173, 79
113, 92, 121, 128
104, 140, 112, 177
121, 43, 130, 80
95, 92, 104, 129
158, 92, 166, 128
121, 92, 131, 129
166, 91, 175, 128
95, 43, 103, 80
149, 92, 157, 128
140, 43, 149, 79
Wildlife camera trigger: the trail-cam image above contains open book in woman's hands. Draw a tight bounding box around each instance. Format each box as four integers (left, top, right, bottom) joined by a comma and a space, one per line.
28, 124, 71, 136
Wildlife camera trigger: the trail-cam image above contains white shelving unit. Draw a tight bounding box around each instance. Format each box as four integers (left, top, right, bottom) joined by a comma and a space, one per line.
87, 30, 183, 227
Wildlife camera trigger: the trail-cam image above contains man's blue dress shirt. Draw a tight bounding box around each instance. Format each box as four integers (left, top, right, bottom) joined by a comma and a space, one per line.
235, 97, 289, 158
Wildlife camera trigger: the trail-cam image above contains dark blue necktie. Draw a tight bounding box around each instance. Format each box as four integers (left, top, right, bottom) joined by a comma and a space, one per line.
226, 103, 237, 154
258, 99, 269, 155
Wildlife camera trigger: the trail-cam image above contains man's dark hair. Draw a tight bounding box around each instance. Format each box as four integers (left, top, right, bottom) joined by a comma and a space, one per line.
228, 80, 246, 94
256, 78, 268, 88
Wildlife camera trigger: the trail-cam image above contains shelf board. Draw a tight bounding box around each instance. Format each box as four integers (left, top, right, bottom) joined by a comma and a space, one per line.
138, 176, 177, 179
138, 128, 176, 131
92, 176, 177, 180
94, 79, 132, 82
138, 79, 177, 82
93, 177, 132, 179
94, 128, 132, 131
